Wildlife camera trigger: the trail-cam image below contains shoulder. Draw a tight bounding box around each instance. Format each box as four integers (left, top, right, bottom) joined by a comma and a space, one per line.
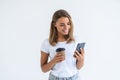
41, 38, 50, 45
40, 38, 50, 53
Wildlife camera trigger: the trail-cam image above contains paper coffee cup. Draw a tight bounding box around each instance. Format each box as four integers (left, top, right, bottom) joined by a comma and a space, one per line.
56, 48, 65, 59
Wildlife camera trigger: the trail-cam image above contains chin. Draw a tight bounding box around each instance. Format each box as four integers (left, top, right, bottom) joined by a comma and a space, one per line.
63, 33, 69, 35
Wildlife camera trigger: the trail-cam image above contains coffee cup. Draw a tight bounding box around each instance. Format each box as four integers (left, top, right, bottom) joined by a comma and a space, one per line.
56, 48, 65, 60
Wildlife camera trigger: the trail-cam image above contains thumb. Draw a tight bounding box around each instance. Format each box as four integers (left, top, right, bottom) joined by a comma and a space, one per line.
80, 48, 84, 55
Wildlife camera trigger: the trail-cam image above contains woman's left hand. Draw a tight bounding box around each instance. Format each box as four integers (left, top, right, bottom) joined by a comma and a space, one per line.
74, 48, 85, 69
74, 48, 84, 62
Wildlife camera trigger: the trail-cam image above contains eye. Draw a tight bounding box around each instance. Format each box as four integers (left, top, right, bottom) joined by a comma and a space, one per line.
67, 22, 70, 25
60, 25, 64, 26
60, 23, 65, 26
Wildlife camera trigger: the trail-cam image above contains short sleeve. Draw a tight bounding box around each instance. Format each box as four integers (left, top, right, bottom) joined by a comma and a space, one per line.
40, 39, 49, 54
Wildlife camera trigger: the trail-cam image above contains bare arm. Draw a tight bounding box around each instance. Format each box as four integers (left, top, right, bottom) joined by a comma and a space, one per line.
40, 51, 65, 73
74, 48, 85, 70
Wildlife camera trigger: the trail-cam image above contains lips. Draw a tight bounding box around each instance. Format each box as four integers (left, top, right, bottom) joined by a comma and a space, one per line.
62, 30, 68, 33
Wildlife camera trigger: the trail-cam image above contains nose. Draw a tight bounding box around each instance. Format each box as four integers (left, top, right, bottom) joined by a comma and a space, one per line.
64, 24, 68, 29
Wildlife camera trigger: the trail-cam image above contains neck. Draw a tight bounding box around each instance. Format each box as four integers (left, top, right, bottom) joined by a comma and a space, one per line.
57, 38, 66, 42
57, 34, 66, 42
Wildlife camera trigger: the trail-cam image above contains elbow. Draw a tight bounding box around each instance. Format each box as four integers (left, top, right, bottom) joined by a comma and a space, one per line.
42, 70, 47, 73
77, 63, 84, 70
41, 69, 47, 73
41, 66, 48, 73
77, 66, 82, 70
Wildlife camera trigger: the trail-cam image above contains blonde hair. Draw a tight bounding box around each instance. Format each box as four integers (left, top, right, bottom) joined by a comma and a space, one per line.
49, 9, 74, 46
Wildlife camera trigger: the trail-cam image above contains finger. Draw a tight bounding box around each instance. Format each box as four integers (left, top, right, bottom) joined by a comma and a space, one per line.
80, 48, 85, 55
74, 52, 81, 58
55, 57, 62, 62
74, 53, 79, 58
75, 50, 81, 56
75, 50, 80, 55
75, 50, 79, 53
58, 55, 65, 61
56, 53, 62, 57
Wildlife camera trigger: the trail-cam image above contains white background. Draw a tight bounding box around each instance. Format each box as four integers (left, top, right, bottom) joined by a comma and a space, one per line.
0, 0, 120, 80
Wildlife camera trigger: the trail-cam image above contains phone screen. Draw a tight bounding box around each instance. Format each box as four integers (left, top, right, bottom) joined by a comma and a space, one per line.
76, 42, 85, 53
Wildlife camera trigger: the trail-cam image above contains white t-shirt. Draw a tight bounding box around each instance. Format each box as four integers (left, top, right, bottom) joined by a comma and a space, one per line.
41, 36, 81, 77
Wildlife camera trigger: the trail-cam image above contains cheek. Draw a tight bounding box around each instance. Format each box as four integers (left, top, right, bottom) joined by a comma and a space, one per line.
55, 27, 61, 33
67, 26, 71, 30
56, 26, 63, 31
68, 26, 71, 29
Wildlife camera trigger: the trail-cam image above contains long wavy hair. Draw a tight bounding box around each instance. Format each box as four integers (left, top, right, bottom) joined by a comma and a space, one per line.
49, 9, 75, 46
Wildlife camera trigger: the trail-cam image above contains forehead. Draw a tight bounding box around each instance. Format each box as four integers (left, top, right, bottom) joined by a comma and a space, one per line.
56, 17, 70, 23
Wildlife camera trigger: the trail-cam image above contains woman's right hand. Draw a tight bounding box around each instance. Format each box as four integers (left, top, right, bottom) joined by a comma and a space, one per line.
51, 53, 65, 64
41, 52, 65, 72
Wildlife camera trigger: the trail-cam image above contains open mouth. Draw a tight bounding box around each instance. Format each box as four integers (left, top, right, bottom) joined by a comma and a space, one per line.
62, 30, 68, 33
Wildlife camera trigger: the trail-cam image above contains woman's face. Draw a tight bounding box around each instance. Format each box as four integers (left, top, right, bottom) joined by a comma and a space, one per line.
55, 17, 71, 36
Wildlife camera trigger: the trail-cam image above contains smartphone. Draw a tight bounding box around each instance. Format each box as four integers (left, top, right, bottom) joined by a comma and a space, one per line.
76, 42, 86, 53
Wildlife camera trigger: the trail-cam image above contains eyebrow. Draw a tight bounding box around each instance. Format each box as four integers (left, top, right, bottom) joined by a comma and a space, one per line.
60, 22, 70, 24
60, 23, 64, 24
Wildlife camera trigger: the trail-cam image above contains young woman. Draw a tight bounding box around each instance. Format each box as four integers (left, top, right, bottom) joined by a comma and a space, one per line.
40, 9, 85, 80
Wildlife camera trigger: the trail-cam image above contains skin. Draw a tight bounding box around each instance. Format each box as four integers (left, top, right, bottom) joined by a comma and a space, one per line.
40, 17, 84, 72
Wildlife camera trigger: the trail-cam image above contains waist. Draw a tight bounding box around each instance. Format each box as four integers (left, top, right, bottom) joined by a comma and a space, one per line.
49, 72, 80, 80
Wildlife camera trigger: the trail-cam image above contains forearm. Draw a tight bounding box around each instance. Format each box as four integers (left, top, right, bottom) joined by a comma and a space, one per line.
41, 59, 55, 73
76, 59, 84, 70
